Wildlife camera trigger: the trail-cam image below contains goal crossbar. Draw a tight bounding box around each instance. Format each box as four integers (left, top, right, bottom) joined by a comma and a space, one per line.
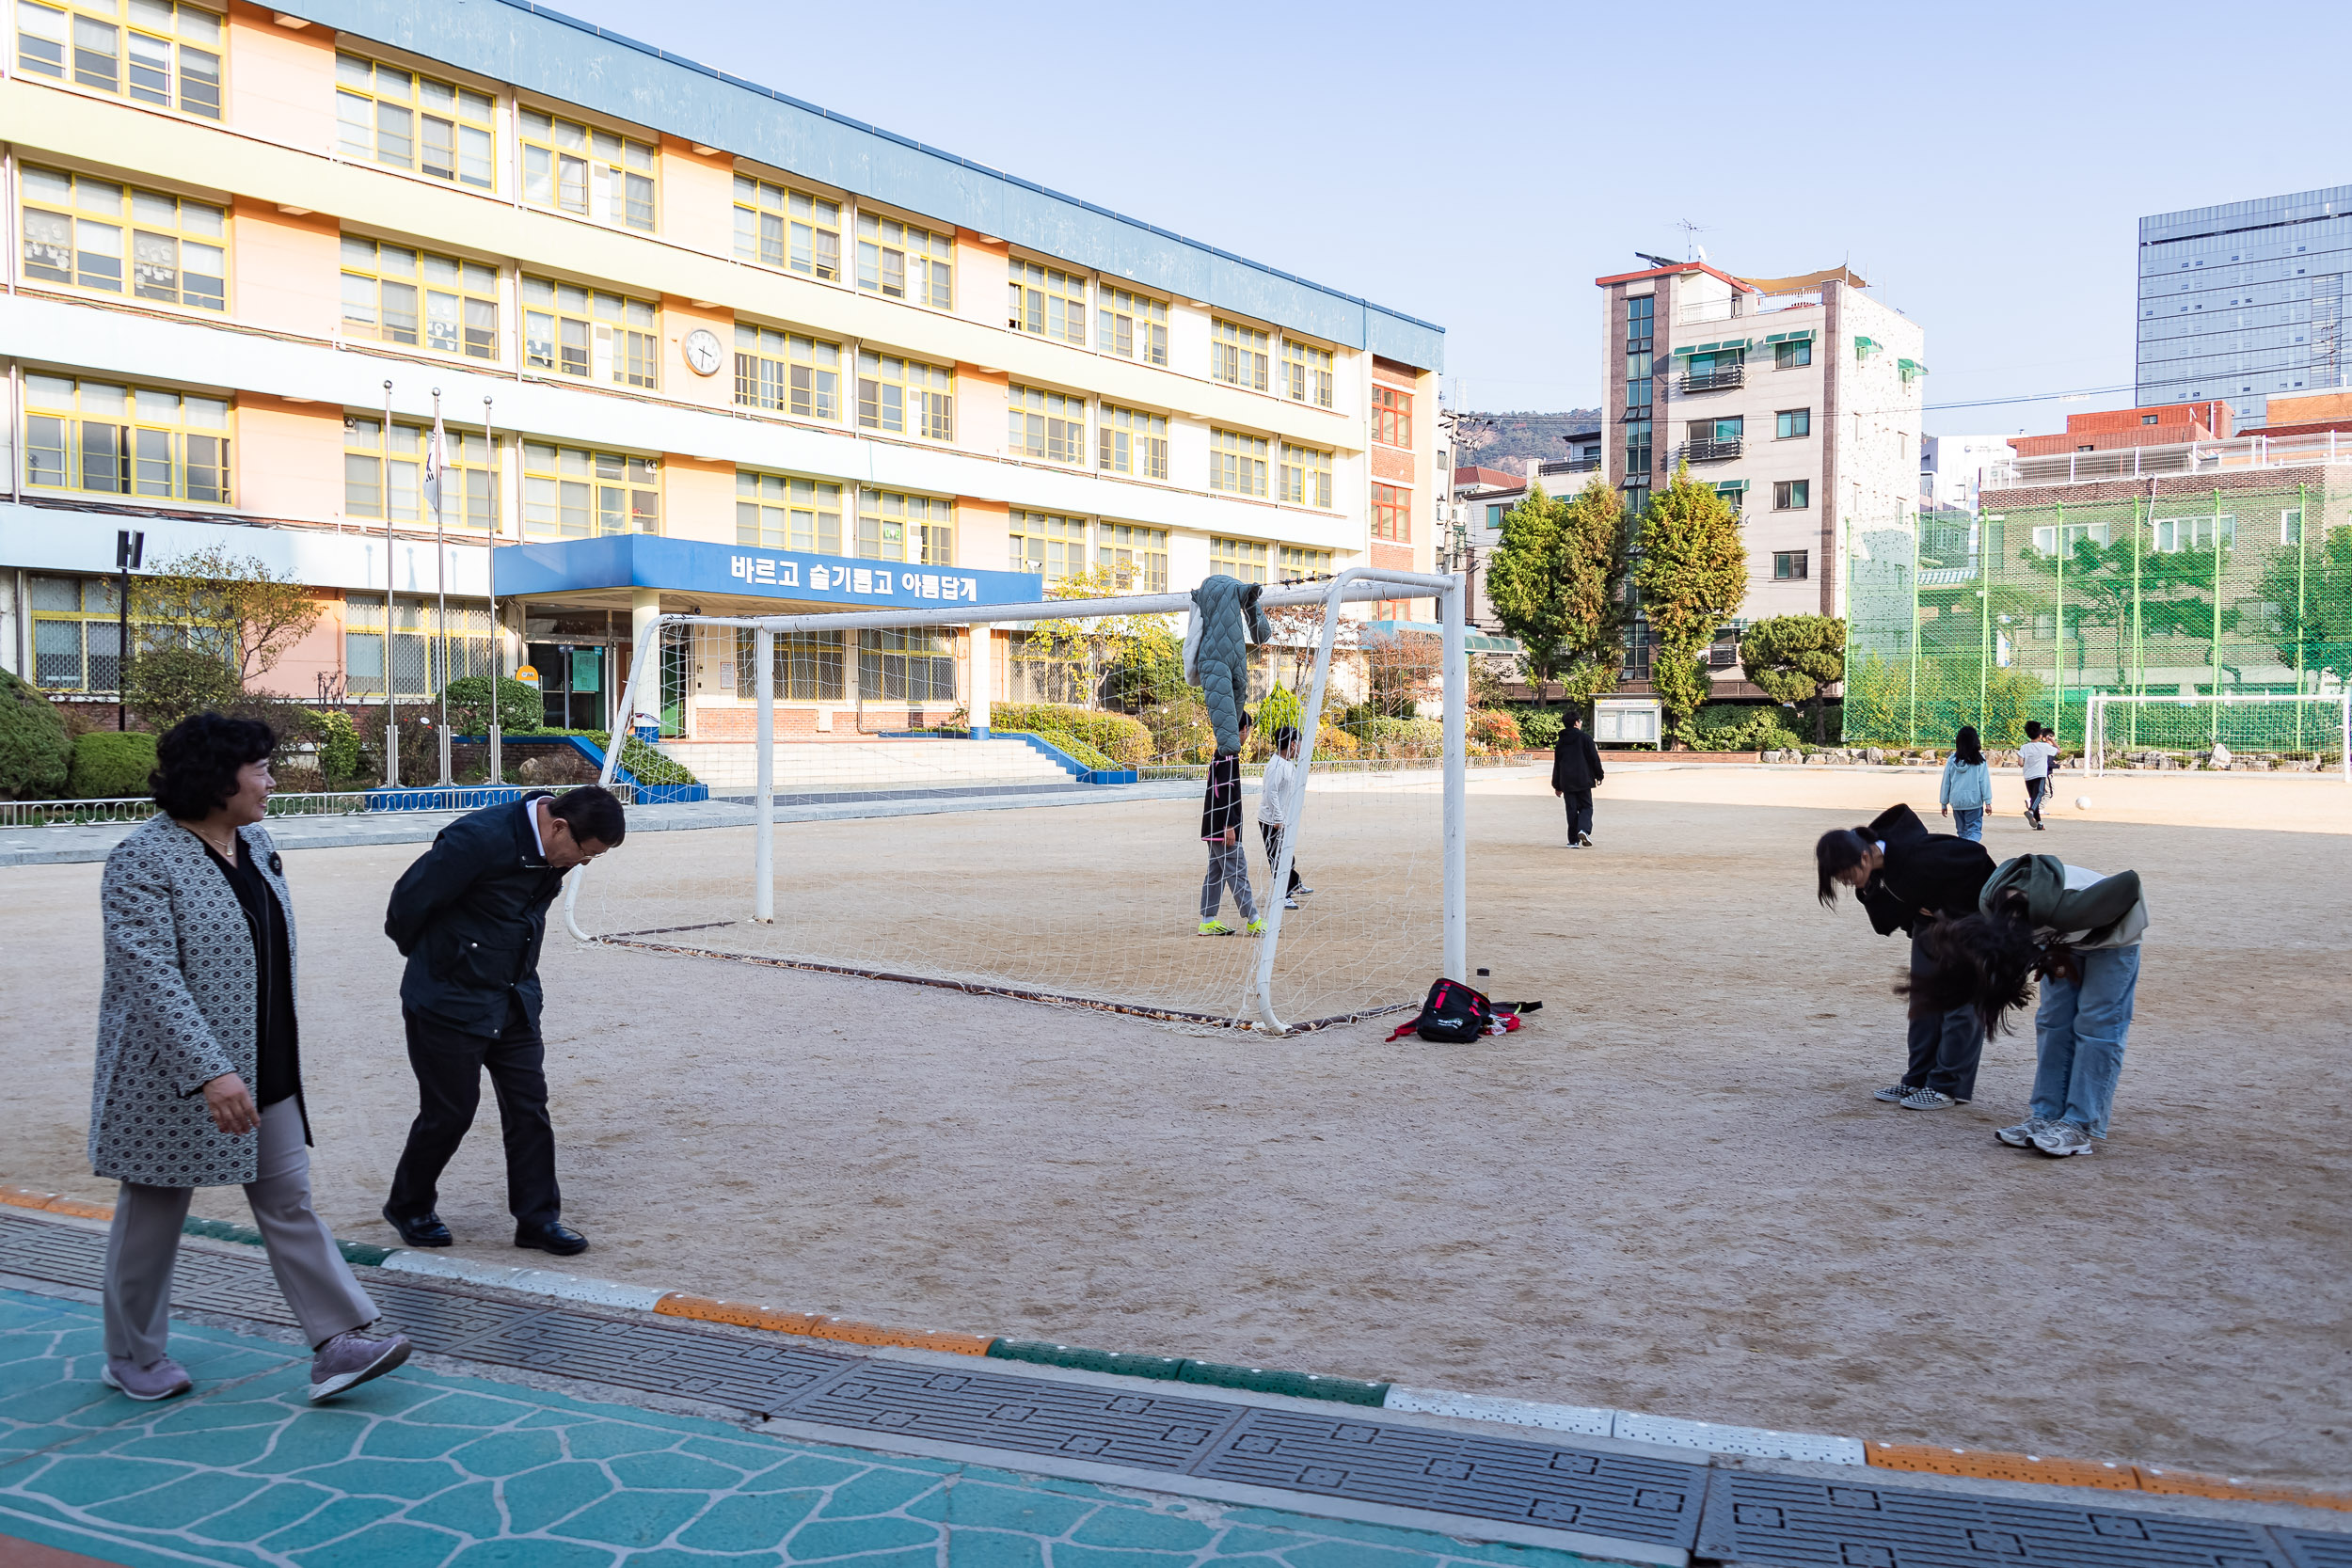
566, 566, 1470, 1033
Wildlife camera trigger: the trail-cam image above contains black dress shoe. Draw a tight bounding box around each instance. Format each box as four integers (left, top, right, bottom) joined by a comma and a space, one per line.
515, 1221, 588, 1257
381, 1206, 452, 1248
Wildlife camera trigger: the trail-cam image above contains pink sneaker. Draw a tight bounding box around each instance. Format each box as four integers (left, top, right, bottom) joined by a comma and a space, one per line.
103, 1355, 193, 1402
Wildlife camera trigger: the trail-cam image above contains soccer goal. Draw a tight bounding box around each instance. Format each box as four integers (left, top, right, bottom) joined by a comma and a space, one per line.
563, 567, 1470, 1033
2084, 691, 2351, 781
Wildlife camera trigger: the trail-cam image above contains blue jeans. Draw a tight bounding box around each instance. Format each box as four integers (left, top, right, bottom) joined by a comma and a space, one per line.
1950, 807, 1983, 841
2031, 945, 2140, 1137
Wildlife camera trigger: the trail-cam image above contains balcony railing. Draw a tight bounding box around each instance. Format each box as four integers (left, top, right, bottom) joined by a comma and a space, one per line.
1678, 363, 1746, 393
1683, 437, 1743, 463
1980, 428, 2352, 491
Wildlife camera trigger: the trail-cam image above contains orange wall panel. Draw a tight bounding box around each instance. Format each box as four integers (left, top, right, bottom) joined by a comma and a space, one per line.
957, 368, 1009, 458
233, 201, 340, 339
236, 398, 345, 521
957, 496, 1009, 574
229, 3, 336, 150
659, 138, 736, 259
251, 593, 346, 700
663, 454, 734, 544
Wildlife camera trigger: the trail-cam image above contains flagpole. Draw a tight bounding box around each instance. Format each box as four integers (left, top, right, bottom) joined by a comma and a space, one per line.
431, 388, 453, 785
484, 394, 501, 786
381, 379, 399, 790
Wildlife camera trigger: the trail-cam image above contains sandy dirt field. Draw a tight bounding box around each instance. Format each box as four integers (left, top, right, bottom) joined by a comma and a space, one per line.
5, 767, 2347, 1486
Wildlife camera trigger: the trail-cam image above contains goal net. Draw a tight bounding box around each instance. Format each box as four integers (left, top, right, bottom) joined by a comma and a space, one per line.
2084, 691, 2350, 779
564, 569, 1470, 1032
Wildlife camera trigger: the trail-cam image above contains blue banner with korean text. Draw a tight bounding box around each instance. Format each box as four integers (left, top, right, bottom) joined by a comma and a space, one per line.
492, 534, 1044, 608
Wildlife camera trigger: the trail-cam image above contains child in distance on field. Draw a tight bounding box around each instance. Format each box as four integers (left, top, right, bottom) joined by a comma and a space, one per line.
1939, 725, 1993, 842
1257, 726, 1311, 911
1198, 709, 1262, 936
2021, 721, 2059, 830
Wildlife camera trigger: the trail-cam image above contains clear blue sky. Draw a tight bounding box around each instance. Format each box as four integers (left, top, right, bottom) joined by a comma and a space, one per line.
556, 0, 2349, 438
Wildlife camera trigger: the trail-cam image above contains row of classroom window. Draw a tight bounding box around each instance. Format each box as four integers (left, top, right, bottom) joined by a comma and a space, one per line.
19, 153, 1406, 433
28, 578, 1232, 704
22, 377, 1390, 531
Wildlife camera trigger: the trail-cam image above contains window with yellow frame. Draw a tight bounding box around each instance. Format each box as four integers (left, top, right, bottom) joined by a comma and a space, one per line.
16, 0, 221, 118
1279, 545, 1332, 578
28, 574, 125, 692
519, 109, 655, 230
25, 374, 229, 503
336, 53, 494, 189
1210, 536, 1269, 584
1210, 428, 1269, 497
522, 277, 657, 388
1282, 340, 1334, 408
343, 417, 496, 531
737, 471, 843, 554
856, 213, 951, 308
1008, 386, 1085, 465
857, 352, 952, 440
1008, 259, 1085, 344
1007, 511, 1087, 579
342, 237, 498, 359
1279, 442, 1333, 508
1098, 404, 1168, 480
858, 488, 952, 565
735, 325, 841, 420
1098, 286, 1168, 365
1097, 522, 1168, 593
21, 166, 225, 312
733, 175, 841, 279
520, 443, 659, 539
1212, 319, 1270, 391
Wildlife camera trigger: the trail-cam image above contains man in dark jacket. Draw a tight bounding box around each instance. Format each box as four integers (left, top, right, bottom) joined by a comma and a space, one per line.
1550, 709, 1605, 847
380, 786, 626, 1255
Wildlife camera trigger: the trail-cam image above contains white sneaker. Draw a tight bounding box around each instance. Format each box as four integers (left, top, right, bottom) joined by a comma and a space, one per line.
1899, 1086, 1957, 1110
1283, 897, 1300, 910
1578, 832, 1595, 847
1872, 1083, 1915, 1103
2031, 1120, 2095, 1157
1994, 1116, 2055, 1148
1292, 886, 1315, 897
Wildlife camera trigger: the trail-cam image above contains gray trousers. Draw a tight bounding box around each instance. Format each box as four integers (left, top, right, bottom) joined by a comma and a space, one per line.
1199, 839, 1258, 922
103, 1099, 377, 1364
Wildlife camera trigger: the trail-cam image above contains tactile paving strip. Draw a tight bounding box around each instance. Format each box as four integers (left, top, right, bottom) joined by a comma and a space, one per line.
1193, 1406, 1703, 1551
2279, 1526, 2352, 1568
1696, 1468, 2296, 1567
789, 1358, 1248, 1470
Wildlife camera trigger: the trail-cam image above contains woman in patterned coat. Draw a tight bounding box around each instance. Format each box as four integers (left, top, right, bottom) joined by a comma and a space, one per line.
91, 712, 409, 1403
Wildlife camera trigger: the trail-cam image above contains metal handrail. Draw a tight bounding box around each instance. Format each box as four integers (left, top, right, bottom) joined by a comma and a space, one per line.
1683, 437, 1744, 462
0, 781, 634, 831
1679, 365, 1746, 393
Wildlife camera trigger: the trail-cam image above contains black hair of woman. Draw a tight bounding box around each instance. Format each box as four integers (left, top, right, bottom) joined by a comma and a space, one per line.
1953, 725, 1984, 766
1899, 887, 2045, 1037
1814, 826, 1880, 909
151, 713, 277, 822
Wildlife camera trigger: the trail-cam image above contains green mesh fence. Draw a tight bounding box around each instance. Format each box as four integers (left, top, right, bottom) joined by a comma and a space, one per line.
1844, 474, 2352, 760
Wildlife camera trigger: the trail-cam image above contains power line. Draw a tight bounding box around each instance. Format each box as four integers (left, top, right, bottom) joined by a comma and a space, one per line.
1924, 383, 2133, 412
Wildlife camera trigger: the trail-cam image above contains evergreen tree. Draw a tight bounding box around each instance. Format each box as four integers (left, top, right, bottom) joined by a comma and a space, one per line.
1739, 614, 1847, 741
1483, 484, 1570, 704
1631, 463, 1747, 746
1484, 479, 1630, 708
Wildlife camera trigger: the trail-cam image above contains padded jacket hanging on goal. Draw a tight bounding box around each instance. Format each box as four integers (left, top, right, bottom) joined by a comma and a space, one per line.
1184, 574, 1271, 757
384, 793, 569, 1036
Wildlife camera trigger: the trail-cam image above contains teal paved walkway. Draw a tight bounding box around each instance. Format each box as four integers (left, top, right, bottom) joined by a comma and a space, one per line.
0, 1289, 1619, 1567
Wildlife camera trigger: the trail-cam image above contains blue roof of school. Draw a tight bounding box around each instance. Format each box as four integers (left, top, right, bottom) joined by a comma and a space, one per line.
276, 0, 1446, 371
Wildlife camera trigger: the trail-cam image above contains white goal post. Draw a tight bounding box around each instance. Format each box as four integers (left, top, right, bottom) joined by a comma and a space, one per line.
2084, 690, 2351, 783
565, 565, 1470, 1033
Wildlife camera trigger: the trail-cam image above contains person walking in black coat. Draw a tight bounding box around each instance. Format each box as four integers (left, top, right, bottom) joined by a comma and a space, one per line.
1815, 803, 1996, 1111
1550, 709, 1605, 847
381, 785, 626, 1256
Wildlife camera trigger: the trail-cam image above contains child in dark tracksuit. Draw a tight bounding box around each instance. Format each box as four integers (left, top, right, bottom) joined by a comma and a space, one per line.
1198, 712, 1259, 935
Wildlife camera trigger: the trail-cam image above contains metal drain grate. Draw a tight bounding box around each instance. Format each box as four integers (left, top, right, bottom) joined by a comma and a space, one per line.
1696, 1469, 2296, 1567
786, 1358, 1248, 1469
1191, 1406, 1704, 1551
0, 1212, 296, 1326
454, 1307, 858, 1416
2279, 1527, 2352, 1568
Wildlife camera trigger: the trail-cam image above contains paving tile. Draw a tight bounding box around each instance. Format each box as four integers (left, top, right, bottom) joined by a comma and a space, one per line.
183, 1477, 342, 1544
499, 1461, 618, 1534
295, 1456, 471, 1500
925, 1479, 1092, 1537
609, 1449, 754, 1493
1046, 1545, 1208, 1568
813, 1465, 948, 1519
784, 1513, 943, 1559
942, 1530, 1048, 1567
449, 1429, 568, 1477
549, 1486, 711, 1549
673, 1488, 826, 1554
405, 1478, 505, 1539
23, 1454, 194, 1508
286, 1518, 465, 1567
442, 1542, 625, 1568
83, 1469, 268, 1529
253, 1493, 405, 1551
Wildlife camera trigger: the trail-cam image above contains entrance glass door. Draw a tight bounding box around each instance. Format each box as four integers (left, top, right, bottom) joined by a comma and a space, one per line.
526, 641, 608, 730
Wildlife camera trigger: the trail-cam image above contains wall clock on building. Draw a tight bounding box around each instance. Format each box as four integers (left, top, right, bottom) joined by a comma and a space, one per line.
682, 328, 723, 376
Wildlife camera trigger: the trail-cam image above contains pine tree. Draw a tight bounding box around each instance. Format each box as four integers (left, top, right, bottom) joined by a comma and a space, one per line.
1631, 463, 1747, 747
1739, 614, 1847, 741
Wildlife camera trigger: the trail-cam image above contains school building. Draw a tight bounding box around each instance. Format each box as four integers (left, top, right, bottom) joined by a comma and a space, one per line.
0, 0, 1445, 739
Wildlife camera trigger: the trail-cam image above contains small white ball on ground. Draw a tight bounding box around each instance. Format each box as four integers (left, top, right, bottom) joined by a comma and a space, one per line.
2075, 796, 2091, 811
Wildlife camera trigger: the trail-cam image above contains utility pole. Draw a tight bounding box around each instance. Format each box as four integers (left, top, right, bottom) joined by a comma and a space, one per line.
114, 529, 143, 732
380, 379, 399, 789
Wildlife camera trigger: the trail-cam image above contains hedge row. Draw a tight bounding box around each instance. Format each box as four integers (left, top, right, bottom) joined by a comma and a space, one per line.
989, 703, 1152, 766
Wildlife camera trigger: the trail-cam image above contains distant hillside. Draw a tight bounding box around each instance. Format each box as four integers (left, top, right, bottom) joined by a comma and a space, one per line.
1455, 409, 1604, 471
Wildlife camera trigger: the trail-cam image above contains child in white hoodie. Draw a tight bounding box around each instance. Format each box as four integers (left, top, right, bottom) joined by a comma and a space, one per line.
1256, 726, 1312, 911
